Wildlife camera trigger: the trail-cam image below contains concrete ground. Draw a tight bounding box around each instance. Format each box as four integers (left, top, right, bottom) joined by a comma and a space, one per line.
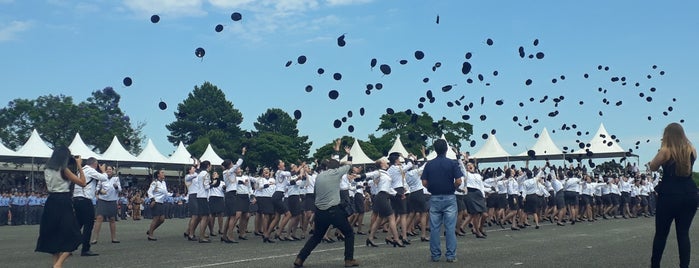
2, 215, 697, 268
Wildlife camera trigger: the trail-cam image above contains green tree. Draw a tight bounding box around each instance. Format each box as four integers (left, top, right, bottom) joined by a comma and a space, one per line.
245, 108, 312, 169
0, 87, 143, 153
166, 82, 244, 158
374, 111, 472, 155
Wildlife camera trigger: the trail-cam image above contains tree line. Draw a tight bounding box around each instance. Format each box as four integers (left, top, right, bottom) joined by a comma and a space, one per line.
0, 82, 474, 172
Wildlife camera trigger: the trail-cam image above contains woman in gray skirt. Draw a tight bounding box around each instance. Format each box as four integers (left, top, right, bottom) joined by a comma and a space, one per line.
91, 166, 121, 244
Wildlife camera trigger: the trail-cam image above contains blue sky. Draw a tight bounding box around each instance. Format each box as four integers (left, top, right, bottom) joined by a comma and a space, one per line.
1, 0, 698, 169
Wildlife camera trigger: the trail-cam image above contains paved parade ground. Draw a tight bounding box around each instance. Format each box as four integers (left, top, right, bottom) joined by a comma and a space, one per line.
2, 216, 697, 268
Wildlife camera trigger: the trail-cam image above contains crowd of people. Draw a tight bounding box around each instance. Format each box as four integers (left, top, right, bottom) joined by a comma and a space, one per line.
19, 122, 699, 268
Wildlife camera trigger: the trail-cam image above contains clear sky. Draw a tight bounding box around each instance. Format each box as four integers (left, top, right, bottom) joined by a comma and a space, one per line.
1, 0, 697, 169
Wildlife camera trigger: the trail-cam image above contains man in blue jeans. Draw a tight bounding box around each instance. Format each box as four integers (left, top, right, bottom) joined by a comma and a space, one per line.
421, 139, 463, 262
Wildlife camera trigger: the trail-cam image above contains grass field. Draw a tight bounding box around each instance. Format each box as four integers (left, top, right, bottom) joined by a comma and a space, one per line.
2, 214, 698, 268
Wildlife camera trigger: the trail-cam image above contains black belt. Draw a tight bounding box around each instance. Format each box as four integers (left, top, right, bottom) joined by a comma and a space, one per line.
73, 197, 90, 200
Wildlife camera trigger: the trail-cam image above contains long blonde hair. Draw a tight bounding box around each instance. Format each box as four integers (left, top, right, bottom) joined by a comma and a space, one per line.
661, 123, 694, 177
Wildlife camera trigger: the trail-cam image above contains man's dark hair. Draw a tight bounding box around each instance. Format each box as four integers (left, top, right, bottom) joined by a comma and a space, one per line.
324, 159, 340, 170
433, 139, 448, 156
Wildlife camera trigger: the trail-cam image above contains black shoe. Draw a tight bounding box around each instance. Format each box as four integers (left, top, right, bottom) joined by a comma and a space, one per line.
147, 236, 157, 241
111, 240, 120, 243
238, 236, 248, 240
356, 231, 366, 235
184, 232, 189, 238
511, 227, 520, 231
420, 237, 430, 242
188, 235, 197, 241
81, 251, 99, 257
365, 239, 378, 247
198, 239, 211, 243
557, 222, 565, 226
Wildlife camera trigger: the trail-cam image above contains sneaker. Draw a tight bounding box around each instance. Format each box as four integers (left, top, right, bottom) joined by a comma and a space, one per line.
344, 259, 360, 267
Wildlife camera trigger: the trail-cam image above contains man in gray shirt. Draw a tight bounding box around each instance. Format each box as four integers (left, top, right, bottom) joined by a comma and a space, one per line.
294, 140, 359, 268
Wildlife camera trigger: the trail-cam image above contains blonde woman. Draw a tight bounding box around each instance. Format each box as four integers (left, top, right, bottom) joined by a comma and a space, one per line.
648, 122, 698, 268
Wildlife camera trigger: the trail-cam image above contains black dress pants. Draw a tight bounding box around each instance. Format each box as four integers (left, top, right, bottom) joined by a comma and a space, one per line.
297, 205, 354, 262
651, 193, 698, 268
73, 197, 95, 253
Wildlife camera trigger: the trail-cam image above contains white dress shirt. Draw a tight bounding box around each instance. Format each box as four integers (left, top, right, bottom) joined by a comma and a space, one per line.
97, 176, 121, 201
148, 180, 172, 203
73, 165, 108, 199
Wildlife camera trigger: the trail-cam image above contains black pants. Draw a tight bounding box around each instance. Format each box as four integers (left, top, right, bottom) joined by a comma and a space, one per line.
73, 198, 95, 253
651, 193, 697, 268
0, 207, 8, 225
297, 205, 354, 262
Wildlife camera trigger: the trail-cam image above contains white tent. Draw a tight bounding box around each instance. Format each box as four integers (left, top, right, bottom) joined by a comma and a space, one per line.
16, 129, 54, 159
472, 134, 512, 162
517, 127, 563, 158
387, 134, 411, 156
168, 141, 194, 165
137, 139, 170, 163
340, 139, 375, 164
425, 134, 458, 160
573, 123, 627, 158
199, 144, 224, 165
101, 136, 139, 164
68, 133, 101, 160
0, 141, 17, 162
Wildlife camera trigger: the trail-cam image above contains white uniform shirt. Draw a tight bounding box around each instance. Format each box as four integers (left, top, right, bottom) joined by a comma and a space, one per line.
196, 170, 210, 199
73, 165, 108, 199
97, 176, 121, 201
388, 162, 413, 190
236, 175, 253, 195
564, 177, 582, 193
148, 180, 172, 203
256, 177, 276, 197
209, 180, 225, 198
275, 170, 291, 193
185, 173, 199, 196
305, 174, 316, 194
365, 170, 396, 196
406, 166, 425, 193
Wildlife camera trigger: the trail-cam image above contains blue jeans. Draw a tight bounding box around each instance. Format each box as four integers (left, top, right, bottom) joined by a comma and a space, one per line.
429, 195, 457, 260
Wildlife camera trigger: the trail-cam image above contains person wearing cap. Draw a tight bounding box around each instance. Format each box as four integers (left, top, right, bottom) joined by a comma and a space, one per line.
73, 157, 108, 257
294, 140, 359, 268
421, 139, 463, 263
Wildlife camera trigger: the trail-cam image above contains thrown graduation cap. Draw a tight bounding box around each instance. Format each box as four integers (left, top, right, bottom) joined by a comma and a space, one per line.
493, 70, 499, 76
513, 142, 518, 147
535, 52, 544, 59
150, 15, 160, 23
341, 117, 347, 122
478, 74, 484, 81
584, 73, 589, 78
480, 114, 487, 121
436, 15, 440, 24
513, 116, 519, 122
285, 60, 293, 67
399, 60, 408, 65
482, 134, 488, 140
518, 46, 525, 58
465, 52, 472, 59
525, 79, 532, 86
486, 38, 494, 46
660, 71, 665, 75
533, 39, 539, 46
337, 34, 346, 47
480, 96, 484, 105
123, 77, 132, 87
418, 103, 425, 109
158, 100, 167, 110
195, 47, 206, 58
305, 85, 313, 92
348, 125, 354, 133
461, 114, 470, 120
293, 110, 302, 120
360, 107, 365, 116
423, 78, 429, 83
496, 100, 504, 106
552, 78, 557, 84
386, 108, 394, 114
317, 68, 325, 75
470, 140, 476, 147
366, 84, 374, 90
527, 150, 536, 158
297, 55, 307, 64
442, 85, 453, 92
380, 64, 391, 75
333, 119, 342, 128
650, 87, 656, 92
333, 73, 342, 80
415, 50, 425, 60
370, 58, 377, 69
215, 24, 224, 32
328, 90, 339, 100
347, 110, 353, 117
375, 83, 383, 90
231, 12, 242, 21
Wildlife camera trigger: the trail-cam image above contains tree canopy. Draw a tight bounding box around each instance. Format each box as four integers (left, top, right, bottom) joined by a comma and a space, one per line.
373, 111, 472, 155
245, 108, 312, 169
0, 87, 144, 153
166, 82, 244, 158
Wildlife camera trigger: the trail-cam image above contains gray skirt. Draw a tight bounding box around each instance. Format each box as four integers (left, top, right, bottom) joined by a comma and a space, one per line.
95, 200, 117, 218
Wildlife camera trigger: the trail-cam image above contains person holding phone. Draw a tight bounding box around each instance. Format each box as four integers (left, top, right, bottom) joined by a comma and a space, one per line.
648, 123, 698, 268
36, 147, 86, 268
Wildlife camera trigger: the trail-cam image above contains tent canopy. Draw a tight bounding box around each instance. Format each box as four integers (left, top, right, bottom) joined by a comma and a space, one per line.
340, 139, 375, 164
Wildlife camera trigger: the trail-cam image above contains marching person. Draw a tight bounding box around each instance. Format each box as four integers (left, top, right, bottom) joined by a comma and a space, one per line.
222, 148, 245, 243
91, 166, 121, 244
35, 147, 86, 268
184, 160, 200, 240
73, 157, 108, 257
649, 122, 698, 268
294, 140, 359, 268
146, 169, 173, 241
